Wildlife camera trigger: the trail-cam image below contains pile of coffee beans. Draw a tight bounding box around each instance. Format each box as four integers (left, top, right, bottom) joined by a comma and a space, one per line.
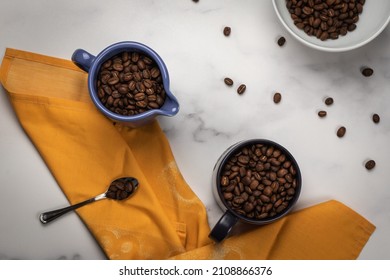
96, 51, 166, 116
106, 178, 137, 200
219, 143, 299, 220
286, 0, 365, 41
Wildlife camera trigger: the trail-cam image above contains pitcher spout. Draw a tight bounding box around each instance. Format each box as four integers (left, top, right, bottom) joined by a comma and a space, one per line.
160, 91, 179, 117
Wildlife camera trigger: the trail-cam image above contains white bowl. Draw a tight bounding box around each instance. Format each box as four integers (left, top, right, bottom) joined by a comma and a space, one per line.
272, 0, 390, 52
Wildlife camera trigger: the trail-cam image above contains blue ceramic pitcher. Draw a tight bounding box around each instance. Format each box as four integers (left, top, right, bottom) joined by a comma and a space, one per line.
72, 41, 179, 127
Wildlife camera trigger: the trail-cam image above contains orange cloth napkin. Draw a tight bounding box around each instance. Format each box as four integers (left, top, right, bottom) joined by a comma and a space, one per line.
0, 48, 375, 260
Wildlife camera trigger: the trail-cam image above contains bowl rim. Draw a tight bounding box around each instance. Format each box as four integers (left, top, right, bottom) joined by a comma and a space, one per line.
272, 0, 390, 52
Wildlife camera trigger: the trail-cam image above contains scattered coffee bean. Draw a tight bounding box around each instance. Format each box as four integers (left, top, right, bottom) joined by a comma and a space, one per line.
219, 143, 299, 220
105, 178, 137, 200
192, 0, 199, 2
237, 84, 246, 95
96, 51, 166, 116
337, 126, 346, 138
273, 92, 282, 104
362, 67, 374, 77
277, 36, 286, 46
223, 26, 231, 36
325, 97, 334, 106
286, 0, 365, 41
372, 113, 380, 124
365, 160, 376, 170
318, 110, 327, 118
224, 77, 234, 86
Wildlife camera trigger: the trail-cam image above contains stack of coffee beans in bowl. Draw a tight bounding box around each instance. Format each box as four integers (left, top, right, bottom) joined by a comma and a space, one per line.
96, 51, 166, 116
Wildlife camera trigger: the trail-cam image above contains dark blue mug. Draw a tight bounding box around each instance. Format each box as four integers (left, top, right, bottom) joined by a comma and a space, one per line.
209, 139, 302, 242
72, 41, 179, 127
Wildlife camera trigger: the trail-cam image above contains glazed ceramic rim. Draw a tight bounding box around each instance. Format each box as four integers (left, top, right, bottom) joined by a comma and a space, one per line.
272, 0, 390, 52
214, 139, 302, 224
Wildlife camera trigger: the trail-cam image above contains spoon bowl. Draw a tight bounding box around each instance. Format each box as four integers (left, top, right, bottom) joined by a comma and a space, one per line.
39, 177, 138, 224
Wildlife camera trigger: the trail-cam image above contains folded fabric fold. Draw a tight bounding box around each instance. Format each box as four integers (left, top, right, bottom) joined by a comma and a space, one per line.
0, 48, 375, 260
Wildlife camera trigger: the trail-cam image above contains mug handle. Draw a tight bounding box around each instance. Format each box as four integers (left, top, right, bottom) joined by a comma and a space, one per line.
71, 49, 95, 72
208, 211, 239, 242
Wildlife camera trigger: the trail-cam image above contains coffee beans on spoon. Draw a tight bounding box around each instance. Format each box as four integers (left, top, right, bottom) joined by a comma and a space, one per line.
96, 51, 166, 116
219, 143, 299, 220
106, 178, 137, 200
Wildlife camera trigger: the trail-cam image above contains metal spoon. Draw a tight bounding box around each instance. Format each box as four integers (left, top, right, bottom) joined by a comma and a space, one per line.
39, 177, 139, 224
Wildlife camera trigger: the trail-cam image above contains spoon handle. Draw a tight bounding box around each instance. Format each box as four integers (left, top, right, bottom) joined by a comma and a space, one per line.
39, 194, 105, 224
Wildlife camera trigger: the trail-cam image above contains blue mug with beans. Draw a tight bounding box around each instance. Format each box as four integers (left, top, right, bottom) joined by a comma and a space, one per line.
72, 41, 179, 127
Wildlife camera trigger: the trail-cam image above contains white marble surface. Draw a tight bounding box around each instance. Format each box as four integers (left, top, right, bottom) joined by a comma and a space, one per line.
0, 0, 389, 260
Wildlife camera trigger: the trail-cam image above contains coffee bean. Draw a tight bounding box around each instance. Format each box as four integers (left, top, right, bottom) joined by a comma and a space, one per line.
150, 67, 160, 78
286, 0, 365, 41
318, 110, 327, 118
365, 160, 376, 170
224, 77, 234, 86
362, 67, 374, 77
223, 26, 231, 36
108, 76, 119, 85
263, 186, 273, 197
372, 113, 380, 124
276, 204, 287, 213
277, 36, 286, 46
219, 143, 299, 220
221, 176, 229, 187
237, 84, 246, 95
96, 51, 166, 116
223, 192, 233, 200
249, 180, 260, 190
273, 92, 282, 104
244, 202, 255, 213
107, 178, 136, 200
325, 97, 334, 105
337, 126, 346, 138
131, 52, 139, 63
